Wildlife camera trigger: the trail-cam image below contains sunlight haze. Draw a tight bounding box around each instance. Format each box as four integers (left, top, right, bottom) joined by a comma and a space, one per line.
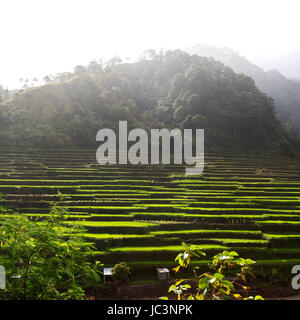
1, 0, 299, 88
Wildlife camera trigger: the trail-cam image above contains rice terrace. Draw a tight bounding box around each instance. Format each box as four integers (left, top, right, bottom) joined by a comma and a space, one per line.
2, 147, 300, 287
2, 2, 300, 303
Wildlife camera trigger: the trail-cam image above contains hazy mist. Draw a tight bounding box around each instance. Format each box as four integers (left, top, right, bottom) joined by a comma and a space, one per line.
1, 0, 299, 88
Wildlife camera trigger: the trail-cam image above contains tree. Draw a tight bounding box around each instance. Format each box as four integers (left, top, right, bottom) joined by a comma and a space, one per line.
74, 65, 86, 74
0, 193, 102, 300
43, 75, 52, 83
174, 105, 187, 122
0, 49, 291, 152
87, 60, 103, 73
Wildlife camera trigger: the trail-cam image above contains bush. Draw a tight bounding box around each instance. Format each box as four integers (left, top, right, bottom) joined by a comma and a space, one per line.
0, 192, 102, 300
111, 262, 131, 283
160, 242, 263, 300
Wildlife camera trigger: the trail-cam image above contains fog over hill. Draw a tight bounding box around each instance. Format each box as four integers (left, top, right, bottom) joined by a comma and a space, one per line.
0, 50, 292, 154
252, 48, 300, 80
186, 44, 300, 138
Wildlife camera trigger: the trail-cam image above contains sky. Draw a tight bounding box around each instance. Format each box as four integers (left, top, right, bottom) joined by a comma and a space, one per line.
1, 0, 300, 89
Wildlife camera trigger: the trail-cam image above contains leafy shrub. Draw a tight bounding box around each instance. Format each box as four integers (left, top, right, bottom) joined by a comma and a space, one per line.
0, 192, 102, 300
111, 262, 131, 283
160, 242, 263, 300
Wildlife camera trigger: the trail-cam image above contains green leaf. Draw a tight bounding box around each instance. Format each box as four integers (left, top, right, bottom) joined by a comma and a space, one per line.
221, 280, 234, 290
182, 284, 191, 289
182, 242, 190, 250
175, 279, 185, 286
246, 259, 255, 265
168, 285, 177, 293
198, 278, 208, 290
173, 266, 181, 273
191, 250, 206, 257
213, 273, 224, 281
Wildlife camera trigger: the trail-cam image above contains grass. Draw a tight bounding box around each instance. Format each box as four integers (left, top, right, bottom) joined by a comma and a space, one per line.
109, 244, 226, 252
264, 234, 300, 238
210, 238, 268, 244
2, 148, 300, 274
151, 229, 261, 235
80, 233, 155, 239
257, 220, 300, 224
64, 221, 158, 227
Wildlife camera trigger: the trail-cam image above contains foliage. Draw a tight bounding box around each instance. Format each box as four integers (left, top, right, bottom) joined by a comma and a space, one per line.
253, 265, 291, 287
160, 242, 264, 300
0, 192, 102, 300
187, 44, 300, 141
111, 262, 131, 283
0, 50, 292, 153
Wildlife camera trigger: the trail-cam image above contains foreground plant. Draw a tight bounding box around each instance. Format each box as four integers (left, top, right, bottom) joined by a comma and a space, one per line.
0, 192, 102, 300
160, 243, 263, 300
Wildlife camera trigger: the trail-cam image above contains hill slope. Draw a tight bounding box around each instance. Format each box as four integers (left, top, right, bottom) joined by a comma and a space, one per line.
0, 50, 291, 153
186, 44, 300, 139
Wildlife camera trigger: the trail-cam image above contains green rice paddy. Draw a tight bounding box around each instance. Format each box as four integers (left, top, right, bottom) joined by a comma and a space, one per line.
1, 147, 300, 272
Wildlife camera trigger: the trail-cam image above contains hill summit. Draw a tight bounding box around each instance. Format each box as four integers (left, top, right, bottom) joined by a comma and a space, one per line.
0, 50, 292, 153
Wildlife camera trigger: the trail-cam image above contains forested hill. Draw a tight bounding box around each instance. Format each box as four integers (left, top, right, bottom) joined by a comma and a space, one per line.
0, 50, 292, 153
186, 44, 300, 139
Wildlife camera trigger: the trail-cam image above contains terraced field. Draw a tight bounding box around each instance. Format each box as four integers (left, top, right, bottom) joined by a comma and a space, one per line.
1, 147, 300, 275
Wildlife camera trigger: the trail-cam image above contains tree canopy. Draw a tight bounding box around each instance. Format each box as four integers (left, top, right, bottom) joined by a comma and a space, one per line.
0, 50, 292, 152
187, 44, 300, 140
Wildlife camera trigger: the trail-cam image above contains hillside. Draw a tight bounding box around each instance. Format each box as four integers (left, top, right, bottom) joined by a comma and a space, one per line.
0, 50, 291, 153
186, 44, 300, 139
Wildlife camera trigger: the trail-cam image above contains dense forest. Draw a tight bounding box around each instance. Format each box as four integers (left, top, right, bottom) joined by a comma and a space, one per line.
187, 44, 300, 139
0, 50, 293, 153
